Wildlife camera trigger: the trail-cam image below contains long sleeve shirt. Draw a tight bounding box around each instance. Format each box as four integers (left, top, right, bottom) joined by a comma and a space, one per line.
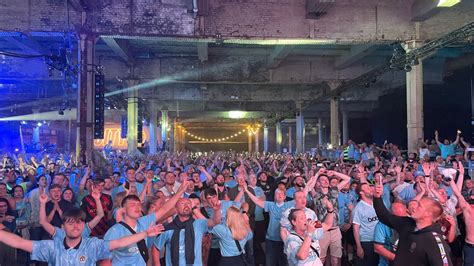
373, 197, 453, 266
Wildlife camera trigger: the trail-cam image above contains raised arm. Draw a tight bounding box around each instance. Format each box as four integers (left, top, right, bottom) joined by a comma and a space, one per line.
39, 193, 55, 236
244, 186, 265, 209
456, 162, 465, 191
334, 171, 351, 191
321, 198, 335, 231
253, 158, 263, 174
0, 225, 33, 252
109, 224, 164, 250
295, 220, 318, 261
198, 166, 214, 185
449, 179, 470, 211
78, 166, 90, 195
434, 130, 442, 146
154, 180, 190, 222
452, 131, 460, 145
373, 184, 407, 230
205, 200, 222, 228
139, 177, 152, 203
87, 186, 105, 230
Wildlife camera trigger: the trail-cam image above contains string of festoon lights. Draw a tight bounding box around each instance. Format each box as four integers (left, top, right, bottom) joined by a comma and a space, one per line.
178, 124, 261, 143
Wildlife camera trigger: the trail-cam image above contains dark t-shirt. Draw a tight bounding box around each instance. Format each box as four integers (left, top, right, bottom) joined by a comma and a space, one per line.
80, 194, 112, 237
45, 200, 74, 228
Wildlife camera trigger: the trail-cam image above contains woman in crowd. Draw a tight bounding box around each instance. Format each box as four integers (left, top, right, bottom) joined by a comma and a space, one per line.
61, 187, 78, 207
211, 206, 253, 266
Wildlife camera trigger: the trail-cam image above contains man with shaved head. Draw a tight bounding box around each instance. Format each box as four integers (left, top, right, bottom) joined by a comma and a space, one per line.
374, 184, 453, 266
152, 198, 221, 265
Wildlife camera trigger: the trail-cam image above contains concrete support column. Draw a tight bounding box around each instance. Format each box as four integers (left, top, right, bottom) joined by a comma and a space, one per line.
126, 85, 139, 155
254, 127, 259, 153
318, 118, 323, 146
296, 112, 304, 154
330, 97, 340, 146
248, 132, 253, 153
148, 100, 158, 154
181, 126, 186, 151
263, 125, 269, 153
161, 110, 169, 151
288, 126, 293, 153
77, 34, 96, 163
276, 122, 282, 152
33, 127, 40, 144
31, 109, 40, 145
173, 119, 178, 152
342, 111, 349, 144
404, 41, 424, 153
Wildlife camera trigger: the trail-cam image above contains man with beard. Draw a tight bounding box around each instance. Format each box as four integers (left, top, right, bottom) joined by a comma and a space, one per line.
102, 176, 114, 196
152, 198, 221, 265
214, 174, 230, 200
257, 172, 275, 201
222, 168, 236, 188
0, 207, 164, 266
285, 175, 305, 199
352, 182, 379, 266
159, 172, 182, 198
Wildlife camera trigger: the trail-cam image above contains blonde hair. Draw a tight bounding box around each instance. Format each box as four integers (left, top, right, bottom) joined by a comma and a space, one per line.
113, 191, 127, 209
226, 206, 251, 241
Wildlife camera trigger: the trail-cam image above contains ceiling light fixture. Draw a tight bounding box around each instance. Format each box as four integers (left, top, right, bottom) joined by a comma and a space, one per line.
437, 0, 461, 7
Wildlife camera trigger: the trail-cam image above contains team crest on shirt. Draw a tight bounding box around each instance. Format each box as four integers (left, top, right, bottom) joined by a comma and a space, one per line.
79, 255, 87, 263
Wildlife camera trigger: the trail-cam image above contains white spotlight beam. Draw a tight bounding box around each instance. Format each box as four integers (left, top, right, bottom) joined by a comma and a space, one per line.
0, 109, 77, 121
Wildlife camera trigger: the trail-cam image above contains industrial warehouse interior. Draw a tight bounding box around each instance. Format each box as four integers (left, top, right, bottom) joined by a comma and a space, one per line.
0, 0, 473, 266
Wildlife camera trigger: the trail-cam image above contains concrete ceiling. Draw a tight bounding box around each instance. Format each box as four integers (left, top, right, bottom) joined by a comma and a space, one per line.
0, 0, 473, 127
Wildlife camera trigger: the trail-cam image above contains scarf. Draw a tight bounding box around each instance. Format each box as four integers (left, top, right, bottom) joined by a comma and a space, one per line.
164, 216, 195, 265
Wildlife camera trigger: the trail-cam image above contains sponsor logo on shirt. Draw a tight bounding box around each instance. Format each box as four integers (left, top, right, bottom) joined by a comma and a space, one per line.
367, 216, 379, 222
128, 246, 139, 253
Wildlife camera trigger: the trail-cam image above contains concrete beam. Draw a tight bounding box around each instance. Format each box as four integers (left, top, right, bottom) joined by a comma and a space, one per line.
268, 45, 295, 69
334, 44, 378, 70
412, 0, 440, 21
102, 37, 135, 65
135, 84, 327, 103
145, 100, 294, 112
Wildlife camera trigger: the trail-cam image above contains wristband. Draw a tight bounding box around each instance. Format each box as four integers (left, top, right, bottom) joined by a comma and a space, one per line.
327, 209, 335, 213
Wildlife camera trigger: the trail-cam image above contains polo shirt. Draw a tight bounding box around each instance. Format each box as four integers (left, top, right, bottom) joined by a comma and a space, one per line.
31, 237, 111, 266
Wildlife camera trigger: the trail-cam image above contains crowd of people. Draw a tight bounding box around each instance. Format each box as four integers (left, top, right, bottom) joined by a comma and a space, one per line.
0, 129, 472, 266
